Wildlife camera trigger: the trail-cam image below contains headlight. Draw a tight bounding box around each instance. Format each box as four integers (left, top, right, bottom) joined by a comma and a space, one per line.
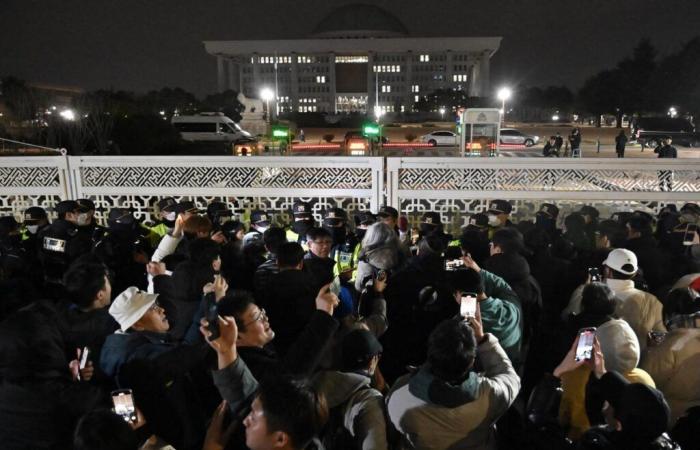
350, 149, 366, 156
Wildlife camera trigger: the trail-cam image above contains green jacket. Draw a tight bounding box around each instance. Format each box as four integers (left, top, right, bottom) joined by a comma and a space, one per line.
479, 269, 522, 364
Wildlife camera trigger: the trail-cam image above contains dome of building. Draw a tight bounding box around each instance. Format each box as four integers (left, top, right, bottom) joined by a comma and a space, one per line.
311, 4, 409, 38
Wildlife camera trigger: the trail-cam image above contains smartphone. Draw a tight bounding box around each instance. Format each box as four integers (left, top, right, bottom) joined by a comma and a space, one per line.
445, 259, 464, 271
460, 293, 477, 318
588, 267, 601, 282
683, 224, 697, 246
575, 327, 596, 362
111, 389, 137, 423
327, 276, 341, 296
205, 294, 220, 341
79, 347, 90, 370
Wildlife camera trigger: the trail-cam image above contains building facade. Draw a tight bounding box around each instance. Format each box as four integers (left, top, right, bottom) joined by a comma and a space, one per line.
204, 4, 501, 114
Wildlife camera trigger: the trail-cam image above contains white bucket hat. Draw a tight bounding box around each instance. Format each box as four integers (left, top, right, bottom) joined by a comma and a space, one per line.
109, 286, 159, 331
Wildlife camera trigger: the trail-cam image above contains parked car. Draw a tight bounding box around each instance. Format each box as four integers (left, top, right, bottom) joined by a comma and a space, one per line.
420, 130, 458, 146
633, 117, 700, 148
499, 128, 539, 146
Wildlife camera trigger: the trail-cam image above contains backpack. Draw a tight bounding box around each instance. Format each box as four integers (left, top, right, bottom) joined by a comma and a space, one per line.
318, 385, 372, 450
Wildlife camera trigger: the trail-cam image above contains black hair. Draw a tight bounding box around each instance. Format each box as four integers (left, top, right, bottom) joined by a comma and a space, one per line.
263, 226, 287, 255
217, 290, 256, 332
63, 262, 109, 309
564, 212, 586, 234
418, 234, 447, 255
427, 318, 477, 383
597, 219, 626, 247
627, 215, 653, 237
256, 377, 328, 450
189, 238, 221, 266
277, 242, 305, 268
447, 268, 484, 295
73, 409, 139, 450
581, 282, 618, 316
306, 226, 332, 242
491, 227, 524, 254
663, 287, 700, 321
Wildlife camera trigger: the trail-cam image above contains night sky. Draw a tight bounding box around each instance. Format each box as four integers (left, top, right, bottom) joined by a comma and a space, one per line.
2, 0, 699, 97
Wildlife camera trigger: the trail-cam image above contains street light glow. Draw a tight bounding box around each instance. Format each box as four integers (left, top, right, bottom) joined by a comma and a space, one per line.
59, 109, 76, 121
497, 87, 512, 101
260, 87, 275, 102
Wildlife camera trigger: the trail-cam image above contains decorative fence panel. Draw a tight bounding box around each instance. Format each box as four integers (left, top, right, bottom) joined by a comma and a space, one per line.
0, 156, 71, 219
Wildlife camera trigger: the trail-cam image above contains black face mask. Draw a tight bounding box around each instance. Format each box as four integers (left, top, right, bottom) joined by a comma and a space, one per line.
330, 227, 347, 245
419, 223, 438, 236
292, 220, 313, 237
162, 218, 175, 228
535, 214, 556, 232
356, 228, 367, 241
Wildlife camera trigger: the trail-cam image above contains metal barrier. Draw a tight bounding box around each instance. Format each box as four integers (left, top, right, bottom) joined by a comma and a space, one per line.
2, 155, 700, 231
386, 157, 700, 230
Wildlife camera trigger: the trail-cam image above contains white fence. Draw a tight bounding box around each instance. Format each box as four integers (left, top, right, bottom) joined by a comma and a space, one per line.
1, 155, 700, 231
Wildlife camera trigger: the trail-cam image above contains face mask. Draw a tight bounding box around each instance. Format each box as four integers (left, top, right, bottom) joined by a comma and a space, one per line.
488, 214, 500, 227
77, 213, 90, 227
164, 212, 176, 222
26, 225, 39, 235
292, 220, 312, 236
535, 214, 555, 231
255, 225, 269, 234
356, 228, 367, 241
330, 227, 346, 244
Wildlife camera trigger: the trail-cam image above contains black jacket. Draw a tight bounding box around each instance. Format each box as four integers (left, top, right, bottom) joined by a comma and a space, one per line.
656, 144, 677, 158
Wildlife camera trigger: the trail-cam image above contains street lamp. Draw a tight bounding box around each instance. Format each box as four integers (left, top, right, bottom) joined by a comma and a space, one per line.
59, 109, 76, 121
260, 87, 275, 123
497, 87, 512, 123
439, 107, 446, 120
668, 107, 678, 118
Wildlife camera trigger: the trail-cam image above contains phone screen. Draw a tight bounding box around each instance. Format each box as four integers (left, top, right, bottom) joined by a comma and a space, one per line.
79, 347, 89, 370
683, 224, 696, 246
575, 328, 596, 362
329, 276, 341, 296
588, 267, 601, 282
111, 389, 137, 423
205, 295, 220, 341
460, 294, 477, 318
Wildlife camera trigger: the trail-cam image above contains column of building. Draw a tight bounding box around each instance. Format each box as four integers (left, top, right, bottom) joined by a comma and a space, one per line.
217, 56, 226, 93
227, 59, 240, 93
445, 50, 454, 91
328, 52, 336, 113
252, 53, 261, 98
478, 51, 491, 97
404, 52, 413, 113
366, 51, 376, 114
290, 53, 299, 113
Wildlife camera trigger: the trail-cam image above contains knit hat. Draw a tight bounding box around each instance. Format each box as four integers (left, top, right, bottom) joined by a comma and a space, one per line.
109, 287, 159, 331
597, 319, 640, 374
603, 248, 638, 275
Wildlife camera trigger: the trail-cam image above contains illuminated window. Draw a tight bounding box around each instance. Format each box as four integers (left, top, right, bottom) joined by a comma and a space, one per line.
411, 85, 419, 92
381, 85, 391, 93
452, 74, 467, 82
316, 76, 326, 84
335, 56, 369, 63
419, 54, 430, 62
414, 95, 420, 103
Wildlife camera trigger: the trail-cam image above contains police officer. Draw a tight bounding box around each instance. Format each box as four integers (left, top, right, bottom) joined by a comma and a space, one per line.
453, 213, 490, 264
147, 197, 179, 242
37, 200, 93, 285
20, 206, 49, 240
323, 207, 360, 282
286, 201, 316, 251
535, 203, 560, 239
418, 211, 452, 250
354, 210, 376, 242
243, 210, 272, 248
486, 199, 513, 238
207, 201, 234, 232
93, 208, 151, 293
0, 216, 29, 281
75, 198, 107, 244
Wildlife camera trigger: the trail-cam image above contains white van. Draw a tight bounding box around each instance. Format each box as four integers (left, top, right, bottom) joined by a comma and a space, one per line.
172, 113, 253, 143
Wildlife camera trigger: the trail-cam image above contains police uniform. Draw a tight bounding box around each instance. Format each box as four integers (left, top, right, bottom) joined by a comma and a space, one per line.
37, 200, 92, 284
323, 208, 361, 281
419, 211, 452, 250
75, 198, 108, 245
243, 210, 271, 248
207, 201, 235, 232
286, 201, 315, 251
486, 199, 514, 239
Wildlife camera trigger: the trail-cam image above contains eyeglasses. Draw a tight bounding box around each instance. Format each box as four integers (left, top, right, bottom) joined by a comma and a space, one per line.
243, 308, 267, 327
310, 240, 333, 246
147, 301, 161, 312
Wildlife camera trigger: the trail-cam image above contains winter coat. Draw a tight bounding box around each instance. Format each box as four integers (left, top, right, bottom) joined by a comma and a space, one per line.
656, 145, 677, 158
578, 427, 680, 450
563, 279, 665, 350
623, 236, 672, 294
312, 370, 389, 450
641, 328, 700, 424
387, 333, 520, 450
253, 256, 279, 301
615, 134, 628, 151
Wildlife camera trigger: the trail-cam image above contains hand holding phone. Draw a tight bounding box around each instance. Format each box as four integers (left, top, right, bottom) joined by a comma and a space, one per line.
460, 293, 477, 318
205, 295, 221, 341
79, 347, 90, 370
575, 327, 596, 362
329, 276, 342, 296
588, 267, 601, 283
112, 389, 138, 423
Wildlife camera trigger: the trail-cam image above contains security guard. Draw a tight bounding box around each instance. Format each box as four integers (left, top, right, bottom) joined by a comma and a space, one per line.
243, 210, 272, 248
286, 201, 315, 251
37, 200, 93, 285
323, 207, 361, 282
354, 210, 376, 242
418, 211, 452, 250
0, 216, 29, 280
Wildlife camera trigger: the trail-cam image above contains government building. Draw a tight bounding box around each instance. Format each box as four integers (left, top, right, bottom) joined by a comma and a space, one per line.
204, 4, 501, 114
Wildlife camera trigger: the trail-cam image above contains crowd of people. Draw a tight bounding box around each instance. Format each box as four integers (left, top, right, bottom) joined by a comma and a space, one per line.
1, 195, 699, 450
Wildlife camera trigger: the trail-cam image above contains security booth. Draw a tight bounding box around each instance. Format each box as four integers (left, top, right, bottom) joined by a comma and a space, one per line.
270, 125, 291, 154
459, 108, 502, 157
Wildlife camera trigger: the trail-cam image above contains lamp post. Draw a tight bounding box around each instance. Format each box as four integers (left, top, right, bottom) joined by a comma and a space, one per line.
497, 87, 512, 125
260, 87, 275, 124
439, 107, 445, 121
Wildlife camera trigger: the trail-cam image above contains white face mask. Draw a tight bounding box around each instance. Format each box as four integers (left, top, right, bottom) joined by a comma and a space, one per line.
26, 225, 39, 235
77, 213, 90, 227
165, 212, 177, 221
488, 214, 500, 227
256, 225, 269, 233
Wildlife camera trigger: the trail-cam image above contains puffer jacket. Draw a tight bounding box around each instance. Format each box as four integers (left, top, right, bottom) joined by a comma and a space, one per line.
641, 328, 700, 424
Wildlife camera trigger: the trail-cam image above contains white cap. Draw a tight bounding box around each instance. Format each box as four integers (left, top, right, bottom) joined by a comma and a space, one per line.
597, 319, 640, 374
109, 287, 159, 331
603, 248, 638, 275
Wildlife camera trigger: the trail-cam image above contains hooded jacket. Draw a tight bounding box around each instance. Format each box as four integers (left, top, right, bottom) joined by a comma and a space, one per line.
355, 244, 404, 292
313, 370, 389, 450
641, 328, 700, 424
386, 333, 520, 450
